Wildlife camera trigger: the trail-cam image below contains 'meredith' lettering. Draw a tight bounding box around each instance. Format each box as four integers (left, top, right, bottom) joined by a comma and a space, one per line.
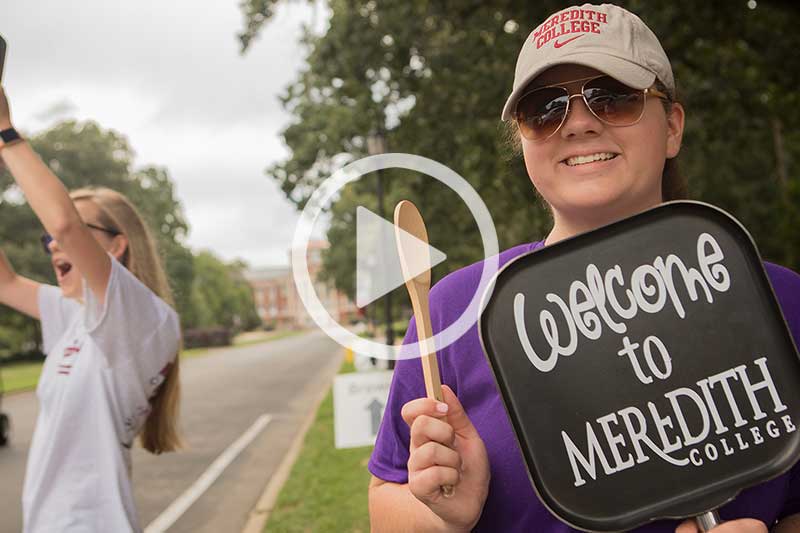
532, 9, 610, 49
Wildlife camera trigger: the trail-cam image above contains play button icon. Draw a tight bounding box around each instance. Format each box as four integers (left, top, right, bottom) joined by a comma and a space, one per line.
292, 153, 499, 361
355, 206, 446, 308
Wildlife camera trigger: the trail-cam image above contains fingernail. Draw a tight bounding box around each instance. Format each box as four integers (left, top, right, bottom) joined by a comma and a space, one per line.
436, 402, 449, 413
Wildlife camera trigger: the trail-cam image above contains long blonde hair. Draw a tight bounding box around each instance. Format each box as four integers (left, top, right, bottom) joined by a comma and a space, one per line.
70, 187, 182, 454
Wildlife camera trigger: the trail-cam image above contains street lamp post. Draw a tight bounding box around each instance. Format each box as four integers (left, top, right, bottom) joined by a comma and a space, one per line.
367, 131, 395, 365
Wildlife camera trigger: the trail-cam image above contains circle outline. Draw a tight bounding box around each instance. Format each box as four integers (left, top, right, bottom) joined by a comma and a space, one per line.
291, 153, 499, 360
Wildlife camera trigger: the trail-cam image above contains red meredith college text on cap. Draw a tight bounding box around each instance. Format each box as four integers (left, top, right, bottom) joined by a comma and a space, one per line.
501, 3, 674, 121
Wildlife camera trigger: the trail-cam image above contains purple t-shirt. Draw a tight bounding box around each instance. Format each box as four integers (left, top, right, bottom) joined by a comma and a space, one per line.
368, 240, 800, 532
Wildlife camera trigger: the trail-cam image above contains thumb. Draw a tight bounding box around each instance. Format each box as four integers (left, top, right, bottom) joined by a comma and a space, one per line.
441, 385, 479, 439
675, 519, 698, 533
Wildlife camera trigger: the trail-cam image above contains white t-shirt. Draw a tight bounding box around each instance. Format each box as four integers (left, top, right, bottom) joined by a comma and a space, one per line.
22, 257, 180, 533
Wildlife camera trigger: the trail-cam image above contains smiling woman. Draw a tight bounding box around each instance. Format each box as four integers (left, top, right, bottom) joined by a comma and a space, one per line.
516, 62, 684, 242
367, 4, 800, 533
0, 87, 183, 533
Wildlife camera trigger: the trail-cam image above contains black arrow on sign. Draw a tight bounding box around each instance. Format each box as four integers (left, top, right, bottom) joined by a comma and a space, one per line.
367, 398, 384, 436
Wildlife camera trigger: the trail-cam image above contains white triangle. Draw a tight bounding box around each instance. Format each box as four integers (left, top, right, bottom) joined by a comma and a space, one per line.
356, 206, 446, 308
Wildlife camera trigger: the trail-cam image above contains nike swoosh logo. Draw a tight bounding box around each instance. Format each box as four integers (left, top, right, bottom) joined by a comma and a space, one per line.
554, 34, 585, 48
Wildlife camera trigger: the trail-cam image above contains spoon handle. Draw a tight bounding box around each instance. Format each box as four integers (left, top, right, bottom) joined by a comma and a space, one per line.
394, 200, 454, 498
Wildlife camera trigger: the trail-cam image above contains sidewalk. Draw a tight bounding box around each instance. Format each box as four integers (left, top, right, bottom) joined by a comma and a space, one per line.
240, 370, 334, 533
242, 348, 392, 532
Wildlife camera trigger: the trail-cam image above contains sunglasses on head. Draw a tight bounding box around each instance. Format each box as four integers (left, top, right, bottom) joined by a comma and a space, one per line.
514, 75, 670, 141
40, 223, 121, 255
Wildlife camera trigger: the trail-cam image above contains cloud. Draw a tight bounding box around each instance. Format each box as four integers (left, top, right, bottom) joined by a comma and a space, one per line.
0, 0, 318, 267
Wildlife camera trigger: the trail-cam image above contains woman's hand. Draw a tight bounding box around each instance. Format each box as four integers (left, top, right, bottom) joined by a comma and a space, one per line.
0, 87, 12, 129
401, 385, 490, 532
675, 518, 767, 532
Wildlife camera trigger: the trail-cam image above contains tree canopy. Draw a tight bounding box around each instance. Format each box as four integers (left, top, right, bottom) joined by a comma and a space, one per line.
239, 0, 800, 308
185, 251, 261, 332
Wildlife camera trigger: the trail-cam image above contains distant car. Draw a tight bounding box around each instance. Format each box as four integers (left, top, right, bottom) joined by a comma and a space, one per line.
0, 412, 8, 446
0, 368, 9, 446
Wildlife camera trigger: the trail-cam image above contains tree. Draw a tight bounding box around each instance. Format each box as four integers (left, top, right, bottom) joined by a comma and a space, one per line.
240, 0, 800, 304
186, 251, 260, 332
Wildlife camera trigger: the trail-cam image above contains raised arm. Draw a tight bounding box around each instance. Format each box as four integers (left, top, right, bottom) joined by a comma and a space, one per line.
0, 249, 41, 319
0, 88, 112, 303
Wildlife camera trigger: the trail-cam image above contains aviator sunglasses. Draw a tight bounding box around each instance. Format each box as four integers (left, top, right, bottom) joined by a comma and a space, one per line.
40, 223, 121, 255
514, 75, 670, 141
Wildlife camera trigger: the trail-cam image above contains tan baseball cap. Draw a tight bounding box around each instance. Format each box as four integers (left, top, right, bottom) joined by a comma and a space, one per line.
501, 3, 674, 121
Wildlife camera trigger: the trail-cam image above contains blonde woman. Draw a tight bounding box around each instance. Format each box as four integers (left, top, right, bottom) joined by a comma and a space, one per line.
0, 88, 181, 532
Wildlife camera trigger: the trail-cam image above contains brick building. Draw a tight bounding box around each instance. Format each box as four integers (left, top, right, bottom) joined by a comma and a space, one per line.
245, 241, 360, 329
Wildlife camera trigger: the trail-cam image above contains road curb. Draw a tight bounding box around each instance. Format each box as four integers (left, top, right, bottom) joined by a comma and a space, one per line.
240, 349, 344, 533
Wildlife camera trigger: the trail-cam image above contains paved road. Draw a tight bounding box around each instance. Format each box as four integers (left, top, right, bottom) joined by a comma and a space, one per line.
0, 330, 341, 533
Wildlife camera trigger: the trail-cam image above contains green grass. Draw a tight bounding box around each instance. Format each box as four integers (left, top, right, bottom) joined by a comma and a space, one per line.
179, 348, 210, 359
181, 330, 304, 360
1, 361, 43, 393
234, 330, 302, 347
0, 329, 307, 393
264, 360, 374, 533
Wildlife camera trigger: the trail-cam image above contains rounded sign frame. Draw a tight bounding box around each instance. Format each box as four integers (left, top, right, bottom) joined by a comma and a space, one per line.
478, 201, 800, 531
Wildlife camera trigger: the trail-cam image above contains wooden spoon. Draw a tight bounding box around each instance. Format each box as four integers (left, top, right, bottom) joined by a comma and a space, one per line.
394, 199, 454, 498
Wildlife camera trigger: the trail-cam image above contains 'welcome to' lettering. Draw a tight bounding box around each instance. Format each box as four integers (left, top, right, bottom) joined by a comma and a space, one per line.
513, 233, 731, 372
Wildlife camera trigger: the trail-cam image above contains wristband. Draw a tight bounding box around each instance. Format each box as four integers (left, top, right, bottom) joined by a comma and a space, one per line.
0, 127, 22, 151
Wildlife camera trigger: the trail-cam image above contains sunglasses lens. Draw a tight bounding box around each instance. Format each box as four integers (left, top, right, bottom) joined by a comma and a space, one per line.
583, 77, 645, 125
41, 234, 53, 255
516, 87, 569, 140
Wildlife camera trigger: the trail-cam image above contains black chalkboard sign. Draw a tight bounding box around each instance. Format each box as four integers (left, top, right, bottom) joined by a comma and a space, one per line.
479, 201, 800, 532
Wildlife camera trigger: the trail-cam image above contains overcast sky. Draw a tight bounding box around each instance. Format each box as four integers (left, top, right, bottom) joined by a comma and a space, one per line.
1, 0, 323, 267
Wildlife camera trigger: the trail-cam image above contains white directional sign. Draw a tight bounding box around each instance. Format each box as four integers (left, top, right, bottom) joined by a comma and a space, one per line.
355, 206, 446, 308
333, 370, 394, 449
